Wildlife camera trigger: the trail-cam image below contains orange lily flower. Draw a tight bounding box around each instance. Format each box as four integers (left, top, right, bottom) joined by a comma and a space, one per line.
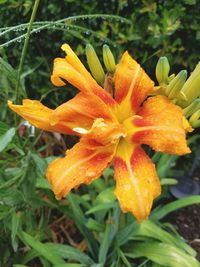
8, 44, 191, 221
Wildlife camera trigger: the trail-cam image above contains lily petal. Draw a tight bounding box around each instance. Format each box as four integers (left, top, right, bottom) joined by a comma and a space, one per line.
50, 92, 117, 133
130, 96, 191, 155
114, 51, 154, 120
61, 43, 96, 81
8, 100, 74, 134
51, 44, 116, 106
114, 140, 161, 221
46, 137, 116, 199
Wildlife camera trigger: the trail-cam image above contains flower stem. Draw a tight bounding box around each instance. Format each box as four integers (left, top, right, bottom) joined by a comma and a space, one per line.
15, 0, 40, 104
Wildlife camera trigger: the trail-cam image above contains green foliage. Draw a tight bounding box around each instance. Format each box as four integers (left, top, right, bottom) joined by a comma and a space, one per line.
1, 0, 200, 108
126, 242, 199, 267
0, 133, 200, 266
0, 123, 16, 152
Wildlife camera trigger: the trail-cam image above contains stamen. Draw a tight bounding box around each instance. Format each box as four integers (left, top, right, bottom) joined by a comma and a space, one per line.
73, 127, 88, 134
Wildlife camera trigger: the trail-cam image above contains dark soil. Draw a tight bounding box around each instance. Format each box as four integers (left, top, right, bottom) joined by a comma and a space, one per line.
169, 204, 200, 260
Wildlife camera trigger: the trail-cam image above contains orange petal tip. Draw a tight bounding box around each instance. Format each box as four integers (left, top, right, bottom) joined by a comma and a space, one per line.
61, 43, 70, 53
182, 117, 194, 133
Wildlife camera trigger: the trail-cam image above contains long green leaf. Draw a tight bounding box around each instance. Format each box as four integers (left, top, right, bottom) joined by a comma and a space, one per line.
116, 222, 138, 246
151, 196, 200, 220
98, 207, 120, 264
22, 249, 39, 264
160, 178, 177, 185
86, 218, 105, 232
67, 193, 98, 258
156, 154, 178, 178
86, 202, 116, 215
53, 264, 83, 267
125, 242, 200, 267
0, 127, 16, 152
118, 249, 132, 267
20, 232, 65, 265
133, 220, 196, 257
11, 212, 21, 252
0, 58, 18, 86
45, 243, 93, 265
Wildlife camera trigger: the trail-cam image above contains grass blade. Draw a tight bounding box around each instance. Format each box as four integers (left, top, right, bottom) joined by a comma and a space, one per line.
45, 243, 94, 265
134, 220, 196, 257
151, 196, 200, 220
67, 193, 98, 258
98, 207, 120, 264
11, 212, 21, 252
0, 127, 16, 152
20, 232, 65, 265
125, 241, 200, 267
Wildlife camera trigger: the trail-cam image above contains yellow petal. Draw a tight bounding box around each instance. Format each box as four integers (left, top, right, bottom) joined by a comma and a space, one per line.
114, 140, 161, 221
114, 51, 154, 121
61, 43, 96, 82
8, 100, 73, 134
182, 117, 193, 133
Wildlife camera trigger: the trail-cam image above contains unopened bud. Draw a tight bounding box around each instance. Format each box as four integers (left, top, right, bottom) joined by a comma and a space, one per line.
168, 73, 175, 82
85, 44, 105, 86
166, 70, 187, 99
183, 99, 200, 118
189, 109, 200, 128
180, 62, 200, 107
103, 45, 116, 74
156, 57, 170, 85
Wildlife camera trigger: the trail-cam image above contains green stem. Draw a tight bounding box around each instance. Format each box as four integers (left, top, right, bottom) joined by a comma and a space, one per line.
15, 0, 40, 104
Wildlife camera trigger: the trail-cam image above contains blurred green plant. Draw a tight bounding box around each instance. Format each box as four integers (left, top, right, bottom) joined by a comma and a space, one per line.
1, 0, 200, 107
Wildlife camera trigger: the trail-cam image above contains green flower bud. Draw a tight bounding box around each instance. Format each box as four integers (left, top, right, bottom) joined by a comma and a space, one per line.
103, 45, 116, 74
183, 99, 200, 118
180, 62, 200, 107
168, 73, 175, 82
85, 44, 105, 86
156, 57, 170, 85
166, 70, 187, 99
189, 109, 200, 128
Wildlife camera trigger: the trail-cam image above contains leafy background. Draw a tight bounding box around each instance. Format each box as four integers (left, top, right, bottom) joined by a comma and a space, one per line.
0, 0, 200, 266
